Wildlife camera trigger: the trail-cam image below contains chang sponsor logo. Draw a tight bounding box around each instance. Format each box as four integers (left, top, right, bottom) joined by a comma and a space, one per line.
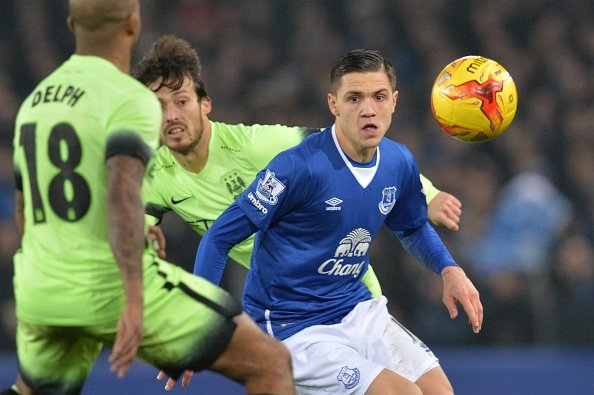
317, 228, 371, 278
318, 259, 364, 278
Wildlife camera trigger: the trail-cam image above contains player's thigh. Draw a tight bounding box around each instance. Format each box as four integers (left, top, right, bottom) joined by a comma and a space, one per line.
285, 338, 385, 395
382, 316, 441, 383
16, 320, 102, 395
137, 258, 242, 379
366, 369, 422, 395
414, 366, 454, 395
209, 312, 292, 383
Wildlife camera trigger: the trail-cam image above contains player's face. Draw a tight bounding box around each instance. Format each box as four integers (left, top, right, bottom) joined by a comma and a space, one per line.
327, 71, 397, 162
149, 77, 212, 155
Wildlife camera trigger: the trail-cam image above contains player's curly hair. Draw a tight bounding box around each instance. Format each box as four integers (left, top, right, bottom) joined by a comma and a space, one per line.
134, 34, 208, 99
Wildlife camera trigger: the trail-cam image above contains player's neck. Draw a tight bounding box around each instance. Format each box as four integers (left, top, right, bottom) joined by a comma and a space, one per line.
171, 126, 211, 174
334, 127, 377, 163
175, 153, 207, 173
75, 37, 133, 73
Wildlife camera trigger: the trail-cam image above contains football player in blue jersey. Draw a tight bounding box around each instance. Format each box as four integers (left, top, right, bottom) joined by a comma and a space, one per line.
193, 49, 483, 395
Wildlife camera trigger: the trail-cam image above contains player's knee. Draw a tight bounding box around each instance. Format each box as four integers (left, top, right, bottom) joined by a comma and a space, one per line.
262, 337, 293, 378
368, 369, 423, 395
415, 366, 454, 395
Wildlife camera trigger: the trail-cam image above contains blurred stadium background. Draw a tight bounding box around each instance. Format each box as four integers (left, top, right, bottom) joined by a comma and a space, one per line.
0, 0, 593, 393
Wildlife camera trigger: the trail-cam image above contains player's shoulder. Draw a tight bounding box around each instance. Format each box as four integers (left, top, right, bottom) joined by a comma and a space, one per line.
214, 121, 297, 137
211, 121, 255, 143
379, 137, 419, 174
75, 56, 156, 102
151, 145, 177, 173
212, 121, 255, 134
380, 137, 415, 159
272, 128, 329, 169
293, 126, 330, 146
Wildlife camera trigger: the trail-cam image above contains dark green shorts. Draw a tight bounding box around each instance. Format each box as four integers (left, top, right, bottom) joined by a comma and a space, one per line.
17, 257, 242, 395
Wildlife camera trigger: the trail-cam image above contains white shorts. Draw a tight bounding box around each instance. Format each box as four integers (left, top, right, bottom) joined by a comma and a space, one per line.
282, 296, 439, 395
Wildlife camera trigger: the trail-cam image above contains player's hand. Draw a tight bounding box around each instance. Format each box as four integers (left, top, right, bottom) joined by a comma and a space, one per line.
109, 304, 144, 378
441, 266, 483, 334
428, 191, 462, 231
148, 225, 167, 258
157, 369, 194, 390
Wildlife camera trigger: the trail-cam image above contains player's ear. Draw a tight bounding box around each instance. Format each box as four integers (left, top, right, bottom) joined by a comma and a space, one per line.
327, 93, 339, 116
123, 3, 141, 37
124, 13, 136, 35
67, 16, 75, 32
392, 90, 398, 113
201, 96, 212, 115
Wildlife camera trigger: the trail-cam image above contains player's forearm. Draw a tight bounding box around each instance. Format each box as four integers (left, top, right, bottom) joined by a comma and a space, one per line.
107, 155, 146, 304
395, 221, 458, 275
194, 204, 257, 283
15, 190, 25, 236
193, 232, 232, 284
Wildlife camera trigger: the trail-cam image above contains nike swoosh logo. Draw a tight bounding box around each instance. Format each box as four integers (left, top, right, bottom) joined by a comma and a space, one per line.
171, 196, 193, 205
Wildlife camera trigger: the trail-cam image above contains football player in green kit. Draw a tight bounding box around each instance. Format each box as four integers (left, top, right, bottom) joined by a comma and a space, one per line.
135, 35, 462, 299
5, 2, 295, 394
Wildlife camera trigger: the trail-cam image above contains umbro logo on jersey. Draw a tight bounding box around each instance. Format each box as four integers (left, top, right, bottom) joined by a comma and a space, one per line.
325, 197, 343, 211
171, 196, 193, 205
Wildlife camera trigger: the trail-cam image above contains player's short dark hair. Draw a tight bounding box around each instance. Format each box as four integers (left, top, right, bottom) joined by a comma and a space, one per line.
329, 49, 397, 93
134, 35, 208, 99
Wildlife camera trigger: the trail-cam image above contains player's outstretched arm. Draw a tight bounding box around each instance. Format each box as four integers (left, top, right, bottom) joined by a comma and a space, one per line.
397, 222, 482, 333
193, 204, 257, 283
14, 190, 25, 237
421, 174, 462, 231
440, 266, 483, 334
106, 154, 146, 378
428, 191, 462, 231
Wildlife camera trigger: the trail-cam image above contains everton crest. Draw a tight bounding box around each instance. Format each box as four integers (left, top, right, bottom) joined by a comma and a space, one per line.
378, 186, 397, 214
337, 366, 360, 389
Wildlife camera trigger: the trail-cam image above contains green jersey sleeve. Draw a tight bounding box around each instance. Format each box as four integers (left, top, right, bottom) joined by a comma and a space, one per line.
420, 173, 441, 203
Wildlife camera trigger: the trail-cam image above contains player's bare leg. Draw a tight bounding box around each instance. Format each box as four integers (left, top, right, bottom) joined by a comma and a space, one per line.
365, 369, 423, 395
415, 366, 454, 395
3, 374, 35, 395
211, 312, 296, 395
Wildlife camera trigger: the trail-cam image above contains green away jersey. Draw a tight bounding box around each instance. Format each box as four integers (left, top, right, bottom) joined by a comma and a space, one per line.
146, 121, 313, 266
12, 55, 161, 325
